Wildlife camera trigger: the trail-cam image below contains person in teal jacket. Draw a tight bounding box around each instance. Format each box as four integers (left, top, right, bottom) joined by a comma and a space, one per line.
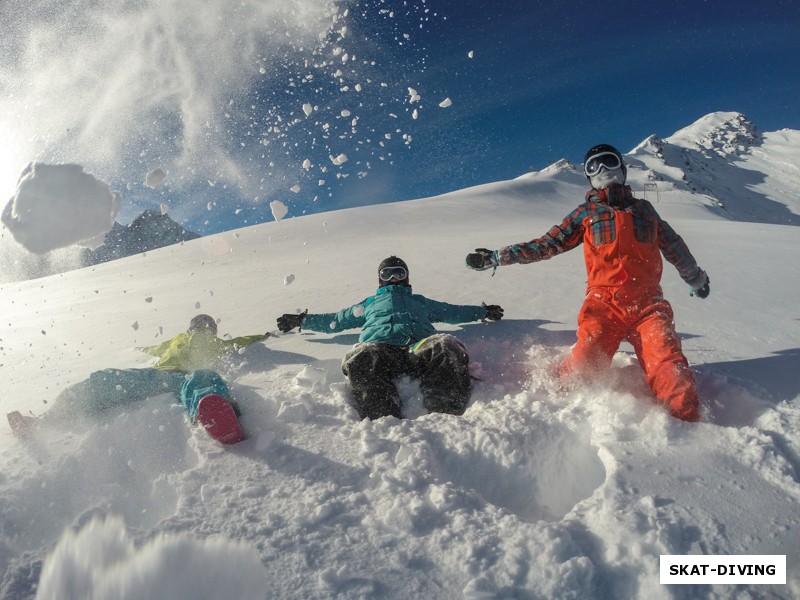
277, 256, 504, 420
7, 315, 268, 444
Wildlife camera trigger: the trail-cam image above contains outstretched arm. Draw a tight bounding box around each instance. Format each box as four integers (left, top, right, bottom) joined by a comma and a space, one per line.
142, 339, 172, 357
656, 213, 709, 297
222, 333, 269, 347
466, 205, 587, 270
278, 301, 370, 334
423, 297, 500, 324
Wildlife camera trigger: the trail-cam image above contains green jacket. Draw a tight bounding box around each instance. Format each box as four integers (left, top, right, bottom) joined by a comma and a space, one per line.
143, 330, 268, 372
302, 284, 486, 347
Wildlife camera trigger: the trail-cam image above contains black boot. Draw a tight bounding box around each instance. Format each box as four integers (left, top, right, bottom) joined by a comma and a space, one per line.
342, 343, 410, 419
412, 334, 472, 416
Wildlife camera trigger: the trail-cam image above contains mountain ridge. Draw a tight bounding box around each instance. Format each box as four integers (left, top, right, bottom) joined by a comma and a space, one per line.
1, 111, 797, 285
82, 209, 201, 266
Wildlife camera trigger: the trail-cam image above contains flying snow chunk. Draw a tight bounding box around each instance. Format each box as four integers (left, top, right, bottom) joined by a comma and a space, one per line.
1, 163, 121, 254
468, 50, 474, 58
302, 159, 312, 170
270, 200, 289, 222
439, 98, 453, 108
290, 184, 301, 193
35, 516, 267, 600
284, 274, 295, 286
144, 168, 167, 188
330, 153, 348, 166
302, 103, 314, 117
408, 87, 421, 103
412, 109, 419, 120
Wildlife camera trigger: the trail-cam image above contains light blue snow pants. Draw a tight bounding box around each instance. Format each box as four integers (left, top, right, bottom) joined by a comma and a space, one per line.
47, 368, 231, 422
179, 369, 232, 420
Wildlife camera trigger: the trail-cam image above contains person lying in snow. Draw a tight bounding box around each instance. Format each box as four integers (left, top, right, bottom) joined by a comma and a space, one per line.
466, 144, 710, 422
276, 256, 504, 420
6, 314, 268, 444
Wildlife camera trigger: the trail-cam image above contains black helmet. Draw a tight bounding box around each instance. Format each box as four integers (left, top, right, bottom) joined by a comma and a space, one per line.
378, 256, 409, 287
583, 144, 627, 186
188, 314, 218, 335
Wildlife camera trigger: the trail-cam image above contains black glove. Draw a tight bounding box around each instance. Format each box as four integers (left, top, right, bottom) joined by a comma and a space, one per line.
690, 275, 710, 299
277, 311, 307, 333
466, 248, 498, 271
482, 302, 504, 321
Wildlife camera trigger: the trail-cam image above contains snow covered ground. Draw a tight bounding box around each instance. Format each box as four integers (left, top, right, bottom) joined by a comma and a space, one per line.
1, 113, 799, 599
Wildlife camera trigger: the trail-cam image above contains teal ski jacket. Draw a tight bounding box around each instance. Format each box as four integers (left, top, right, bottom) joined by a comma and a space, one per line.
301, 284, 487, 347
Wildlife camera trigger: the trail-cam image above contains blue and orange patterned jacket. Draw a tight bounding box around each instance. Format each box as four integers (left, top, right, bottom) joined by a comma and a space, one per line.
496, 184, 707, 291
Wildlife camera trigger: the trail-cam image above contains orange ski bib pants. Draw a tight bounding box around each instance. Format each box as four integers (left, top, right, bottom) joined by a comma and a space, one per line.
559, 209, 700, 421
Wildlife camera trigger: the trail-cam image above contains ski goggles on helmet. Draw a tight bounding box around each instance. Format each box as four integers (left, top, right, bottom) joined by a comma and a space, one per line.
379, 266, 408, 282
584, 151, 623, 177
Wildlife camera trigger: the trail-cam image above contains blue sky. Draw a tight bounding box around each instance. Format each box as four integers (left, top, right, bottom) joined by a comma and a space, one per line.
340, 0, 799, 204
2, 0, 798, 235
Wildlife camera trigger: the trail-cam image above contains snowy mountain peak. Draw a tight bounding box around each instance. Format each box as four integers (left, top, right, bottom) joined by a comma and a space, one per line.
665, 111, 761, 157
538, 158, 577, 175
618, 113, 798, 226
629, 134, 665, 159
82, 210, 201, 266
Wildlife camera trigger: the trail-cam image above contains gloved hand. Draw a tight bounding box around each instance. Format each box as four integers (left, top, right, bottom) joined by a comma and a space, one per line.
690, 275, 710, 299
466, 248, 498, 271
277, 311, 307, 332
482, 302, 504, 321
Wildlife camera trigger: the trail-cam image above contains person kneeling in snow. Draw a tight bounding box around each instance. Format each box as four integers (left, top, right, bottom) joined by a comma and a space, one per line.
6, 314, 268, 444
466, 144, 710, 422
276, 256, 504, 420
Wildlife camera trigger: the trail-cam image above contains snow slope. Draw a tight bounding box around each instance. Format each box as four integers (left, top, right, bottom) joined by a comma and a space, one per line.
1, 113, 799, 599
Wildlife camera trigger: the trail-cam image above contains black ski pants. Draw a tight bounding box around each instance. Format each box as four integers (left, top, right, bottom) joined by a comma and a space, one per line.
341, 333, 472, 420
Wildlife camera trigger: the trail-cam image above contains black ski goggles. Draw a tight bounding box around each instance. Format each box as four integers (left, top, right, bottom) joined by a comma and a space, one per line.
379, 266, 408, 282
584, 151, 623, 177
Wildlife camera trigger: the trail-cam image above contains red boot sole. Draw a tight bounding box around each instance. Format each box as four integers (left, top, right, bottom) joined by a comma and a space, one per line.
197, 395, 244, 445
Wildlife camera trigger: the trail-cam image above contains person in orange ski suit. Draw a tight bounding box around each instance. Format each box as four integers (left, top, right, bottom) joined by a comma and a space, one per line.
465, 144, 710, 421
